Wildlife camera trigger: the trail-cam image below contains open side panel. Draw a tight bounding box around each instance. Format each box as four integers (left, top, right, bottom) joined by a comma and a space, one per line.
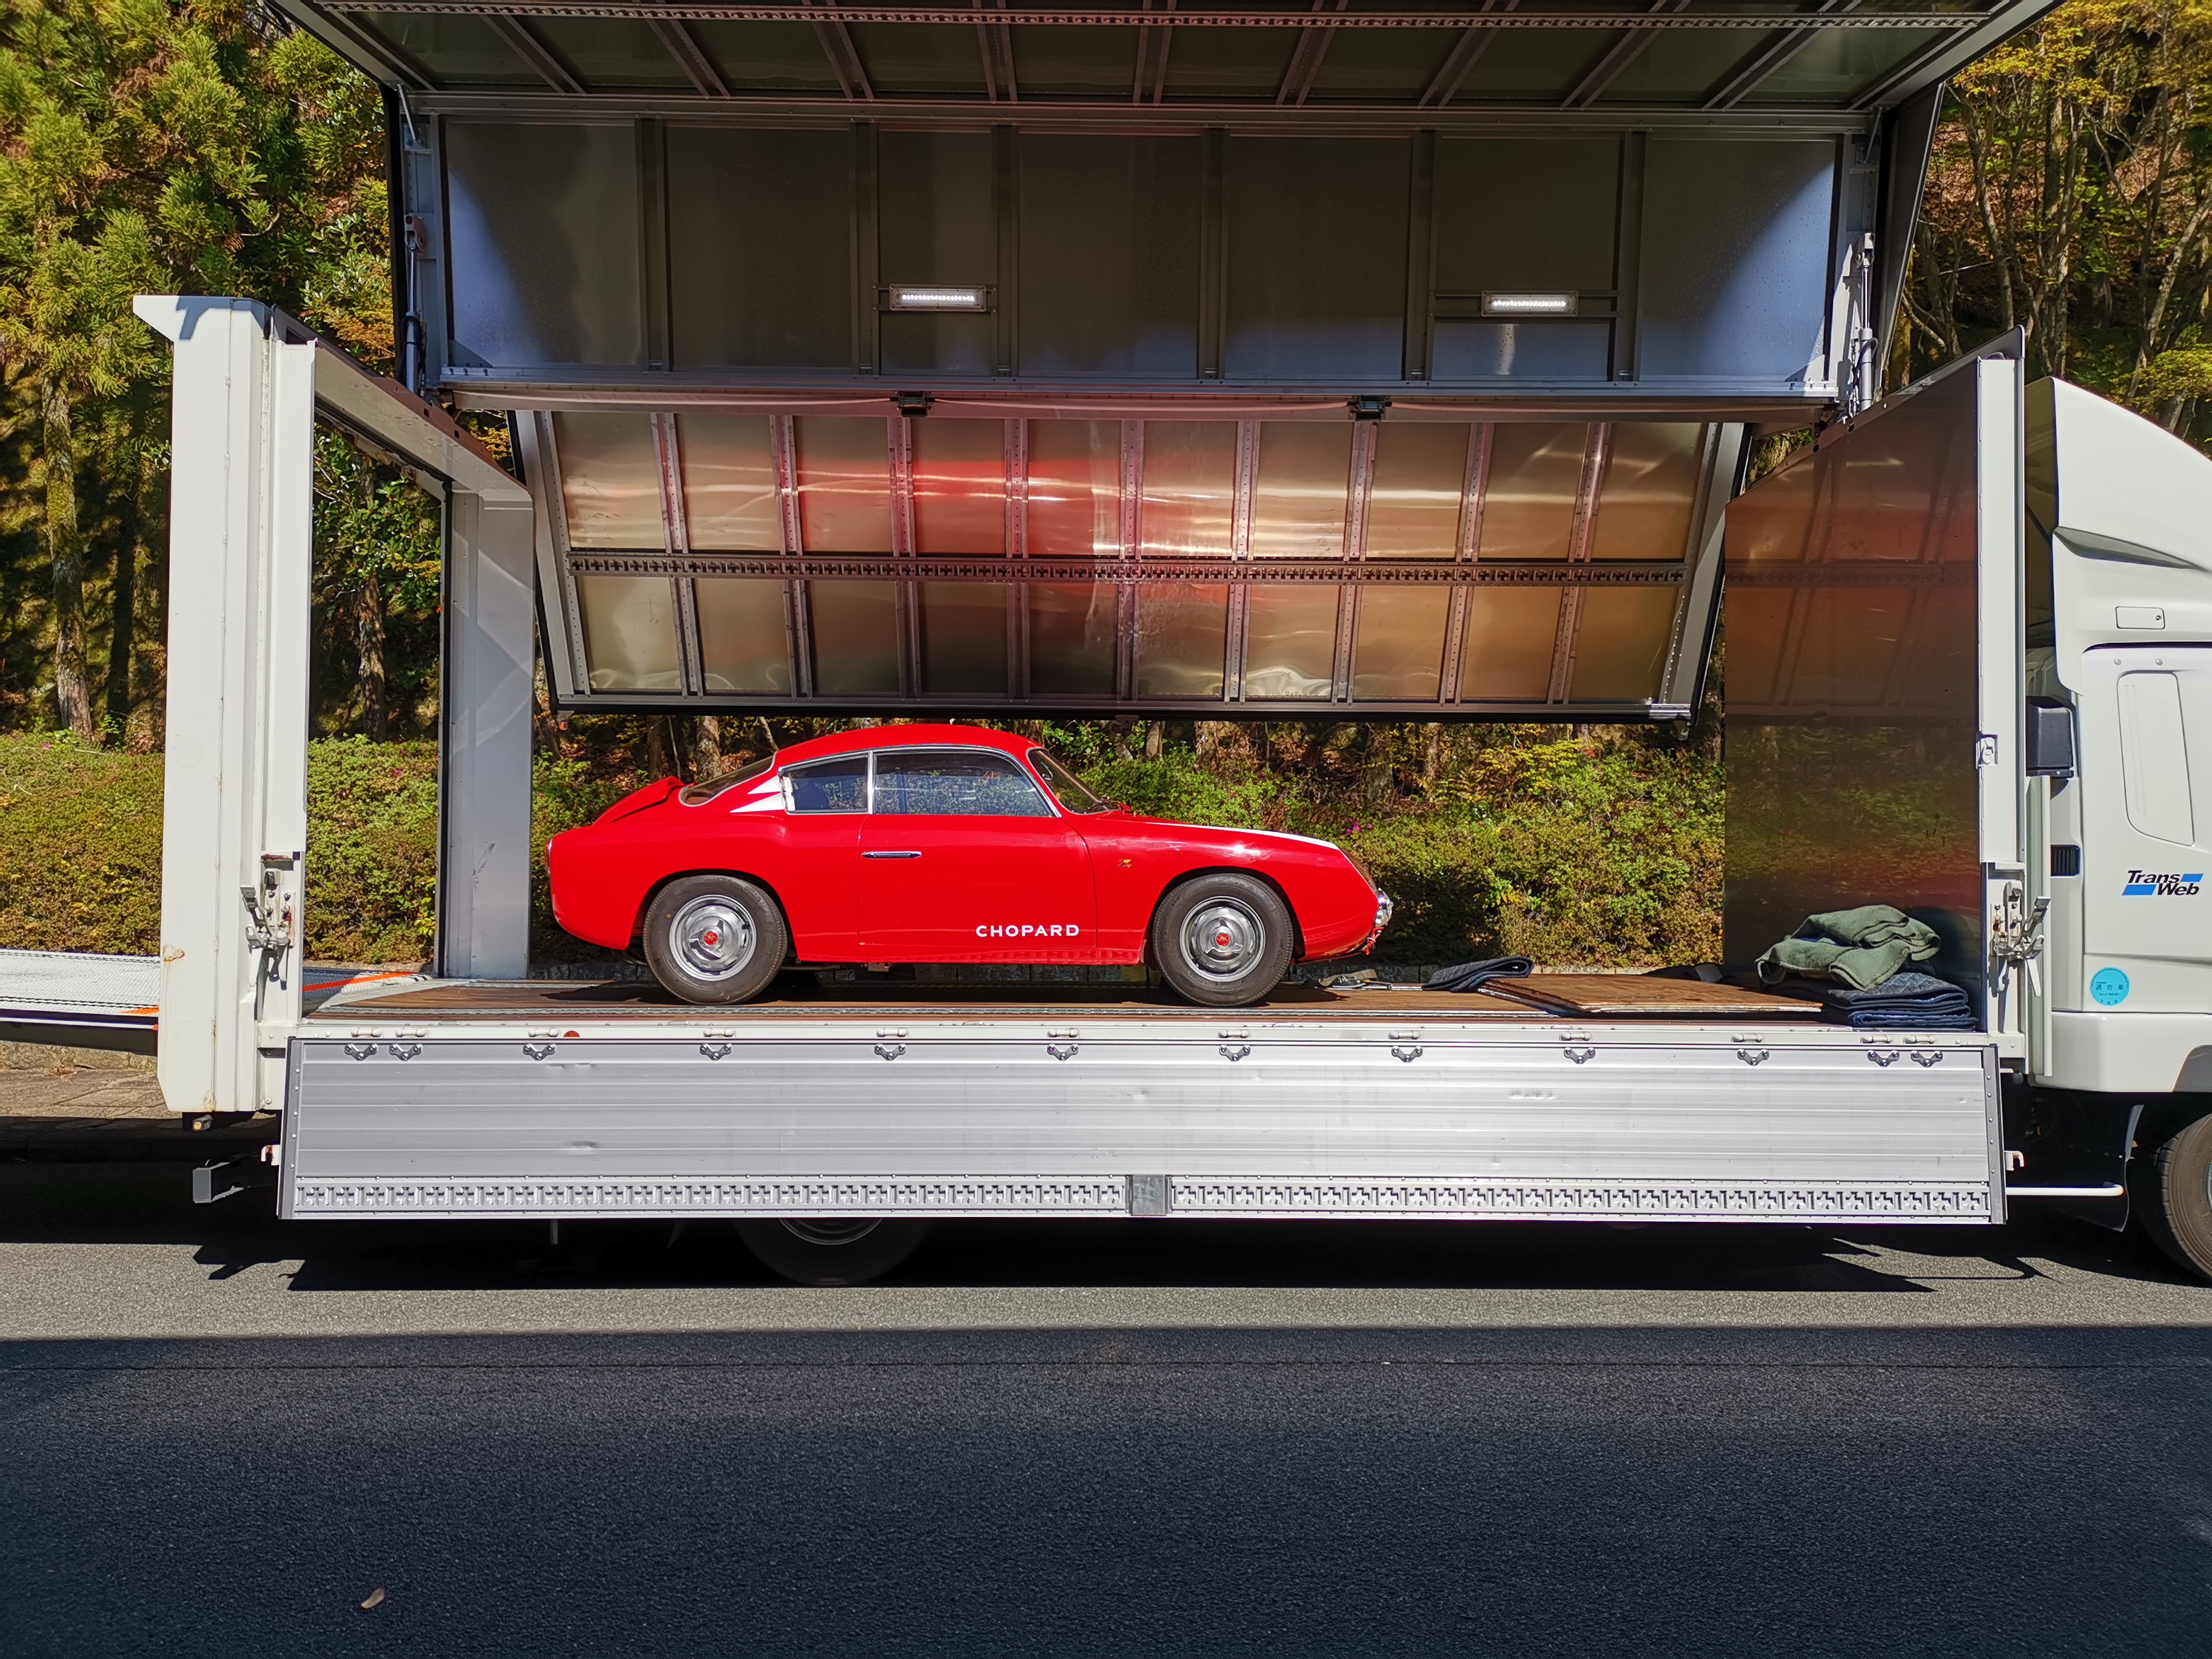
1723, 339, 2025, 1041
139, 297, 538, 1113
525, 402, 1741, 718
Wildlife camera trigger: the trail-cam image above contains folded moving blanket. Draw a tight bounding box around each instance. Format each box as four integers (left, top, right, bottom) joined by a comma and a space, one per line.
1757, 904, 1942, 992
1425, 956, 1535, 994
1771, 971, 1977, 1030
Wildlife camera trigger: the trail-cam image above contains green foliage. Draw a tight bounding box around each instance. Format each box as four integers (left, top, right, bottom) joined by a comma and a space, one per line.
0, 1, 395, 738
1071, 732, 1723, 967
529, 750, 633, 962
0, 727, 162, 951
301, 736, 438, 963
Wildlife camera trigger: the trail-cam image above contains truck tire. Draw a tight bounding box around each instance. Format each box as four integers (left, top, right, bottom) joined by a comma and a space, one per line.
642, 873, 788, 1005
736, 1219, 931, 1285
2137, 1113, 2212, 1282
1151, 871, 1296, 1008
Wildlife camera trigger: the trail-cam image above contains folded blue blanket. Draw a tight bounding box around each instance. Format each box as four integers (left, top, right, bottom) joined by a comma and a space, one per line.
1772, 971, 1977, 1030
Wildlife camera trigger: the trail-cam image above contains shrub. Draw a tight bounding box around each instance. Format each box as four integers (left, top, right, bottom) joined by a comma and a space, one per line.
302, 737, 440, 962
0, 732, 166, 954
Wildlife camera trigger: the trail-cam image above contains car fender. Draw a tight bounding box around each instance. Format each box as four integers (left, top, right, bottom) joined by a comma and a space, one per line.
630, 866, 797, 952
1147, 864, 1309, 961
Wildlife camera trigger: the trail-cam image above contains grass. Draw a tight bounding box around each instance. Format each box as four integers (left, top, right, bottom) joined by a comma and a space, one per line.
0, 726, 1726, 970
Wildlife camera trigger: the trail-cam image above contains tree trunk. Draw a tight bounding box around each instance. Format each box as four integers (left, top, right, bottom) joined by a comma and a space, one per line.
1143, 720, 1164, 760
354, 577, 388, 739
106, 510, 139, 737
1361, 728, 1393, 803
44, 387, 95, 741
1421, 722, 1444, 785
645, 716, 676, 779
691, 713, 725, 778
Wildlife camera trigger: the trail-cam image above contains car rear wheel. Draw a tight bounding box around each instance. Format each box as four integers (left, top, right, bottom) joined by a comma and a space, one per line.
1151, 872, 1295, 1008
735, 1219, 932, 1285
642, 873, 788, 1005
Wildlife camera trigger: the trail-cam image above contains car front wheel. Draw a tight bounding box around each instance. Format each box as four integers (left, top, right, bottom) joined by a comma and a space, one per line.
641, 873, 789, 1005
1151, 871, 1296, 1007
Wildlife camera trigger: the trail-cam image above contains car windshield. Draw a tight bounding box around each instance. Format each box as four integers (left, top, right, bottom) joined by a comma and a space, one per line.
1027, 749, 1114, 814
678, 755, 775, 806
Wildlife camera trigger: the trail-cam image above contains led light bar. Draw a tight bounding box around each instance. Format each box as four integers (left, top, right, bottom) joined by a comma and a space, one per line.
885, 285, 992, 312
1481, 292, 1579, 317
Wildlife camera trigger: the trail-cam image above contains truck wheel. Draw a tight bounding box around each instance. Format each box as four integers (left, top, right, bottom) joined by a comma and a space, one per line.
736, 1219, 931, 1286
2137, 1113, 2212, 1281
642, 874, 788, 1005
1151, 872, 1295, 1008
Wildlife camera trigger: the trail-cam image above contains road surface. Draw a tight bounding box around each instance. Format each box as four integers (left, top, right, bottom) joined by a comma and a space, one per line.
4, 1162, 2210, 1657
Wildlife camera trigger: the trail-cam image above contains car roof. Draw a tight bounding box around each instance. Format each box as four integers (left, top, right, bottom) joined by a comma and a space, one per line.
769, 724, 1034, 768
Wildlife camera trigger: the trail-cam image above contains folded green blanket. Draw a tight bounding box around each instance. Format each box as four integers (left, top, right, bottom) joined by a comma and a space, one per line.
1756, 904, 1941, 992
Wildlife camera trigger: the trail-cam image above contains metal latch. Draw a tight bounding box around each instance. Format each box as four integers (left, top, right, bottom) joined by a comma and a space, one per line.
1990, 881, 2051, 1033
241, 851, 300, 990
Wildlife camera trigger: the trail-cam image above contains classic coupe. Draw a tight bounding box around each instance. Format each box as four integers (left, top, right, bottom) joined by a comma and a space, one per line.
548, 724, 1392, 1007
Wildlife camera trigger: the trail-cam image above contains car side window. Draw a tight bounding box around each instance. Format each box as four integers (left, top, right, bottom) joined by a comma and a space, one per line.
871, 750, 1053, 817
782, 756, 869, 813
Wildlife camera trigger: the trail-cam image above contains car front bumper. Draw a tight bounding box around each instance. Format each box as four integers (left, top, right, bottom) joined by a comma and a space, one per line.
1356, 890, 1394, 954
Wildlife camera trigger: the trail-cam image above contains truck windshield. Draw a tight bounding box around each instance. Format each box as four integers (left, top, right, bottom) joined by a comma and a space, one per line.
1028, 749, 1114, 814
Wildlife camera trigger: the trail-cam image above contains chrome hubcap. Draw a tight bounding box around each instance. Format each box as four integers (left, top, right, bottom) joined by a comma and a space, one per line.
780, 1219, 880, 1247
1181, 897, 1264, 981
671, 895, 756, 980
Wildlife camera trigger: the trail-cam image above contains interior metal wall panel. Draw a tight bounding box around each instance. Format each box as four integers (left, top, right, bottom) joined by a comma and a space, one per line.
1431, 136, 1620, 298
535, 408, 1732, 716
668, 127, 852, 369
878, 129, 999, 376
1724, 357, 1986, 995
426, 119, 1858, 400
444, 121, 643, 368
1225, 136, 1411, 381
1639, 138, 1839, 387
1017, 135, 1202, 378
281, 1026, 2001, 1224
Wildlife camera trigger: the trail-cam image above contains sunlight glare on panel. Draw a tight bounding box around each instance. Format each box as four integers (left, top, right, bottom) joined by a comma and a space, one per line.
677, 413, 780, 551
1477, 424, 1587, 561
794, 418, 894, 553
1250, 423, 1351, 559
1026, 421, 1124, 558
555, 412, 664, 549
912, 420, 1008, 555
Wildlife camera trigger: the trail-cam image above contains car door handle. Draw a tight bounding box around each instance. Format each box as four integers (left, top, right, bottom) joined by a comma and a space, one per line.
863, 850, 922, 859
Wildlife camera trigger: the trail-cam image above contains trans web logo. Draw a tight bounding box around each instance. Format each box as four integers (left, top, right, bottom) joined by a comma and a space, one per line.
2122, 870, 2203, 896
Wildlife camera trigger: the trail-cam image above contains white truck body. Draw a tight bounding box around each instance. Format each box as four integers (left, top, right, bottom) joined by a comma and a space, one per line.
131, 299, 2212, 1237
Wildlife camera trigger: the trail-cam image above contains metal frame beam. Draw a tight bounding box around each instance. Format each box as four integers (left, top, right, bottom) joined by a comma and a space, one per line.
411, 87, 1883, 130
321, 2, 1998, 31
1560, 0, 1688, 111
484, 14, 586, 91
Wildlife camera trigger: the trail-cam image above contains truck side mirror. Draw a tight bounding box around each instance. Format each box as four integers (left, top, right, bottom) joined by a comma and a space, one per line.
2025, 697, 2076, 777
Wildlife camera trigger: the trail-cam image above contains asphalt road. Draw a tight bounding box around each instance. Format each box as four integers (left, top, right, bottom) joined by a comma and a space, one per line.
5, 1164, 2212, 1658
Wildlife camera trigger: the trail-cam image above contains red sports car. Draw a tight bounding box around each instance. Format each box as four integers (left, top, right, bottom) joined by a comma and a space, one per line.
548, 724, 1392, 1007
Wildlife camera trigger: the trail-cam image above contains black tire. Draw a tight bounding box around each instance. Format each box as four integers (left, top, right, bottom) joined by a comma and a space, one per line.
640, 873, 788, 1005
735, 1219, 931, 1286
1150, 871, 1296, 1008
2137, 1113, 2212, 1281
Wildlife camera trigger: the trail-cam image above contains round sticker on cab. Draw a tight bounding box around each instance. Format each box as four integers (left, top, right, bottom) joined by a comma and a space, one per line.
2091, 967, 2130, 1007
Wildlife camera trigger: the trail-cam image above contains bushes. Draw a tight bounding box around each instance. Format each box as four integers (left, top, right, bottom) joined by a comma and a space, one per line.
0, 732, 166, 953
0, 725, 1726, 970
303, 737, 440, 963
1083, 736, 1723, 967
